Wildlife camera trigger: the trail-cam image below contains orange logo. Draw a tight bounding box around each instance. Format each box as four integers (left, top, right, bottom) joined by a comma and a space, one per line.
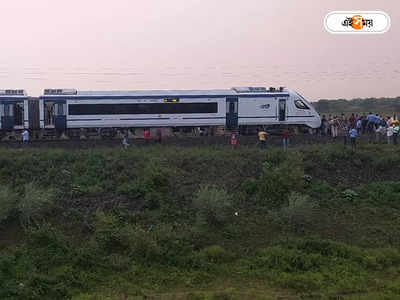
351, 15, 364, 30
342, 15, 373, 29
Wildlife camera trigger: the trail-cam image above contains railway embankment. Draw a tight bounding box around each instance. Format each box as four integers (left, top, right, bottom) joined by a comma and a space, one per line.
0, 144, 400, 299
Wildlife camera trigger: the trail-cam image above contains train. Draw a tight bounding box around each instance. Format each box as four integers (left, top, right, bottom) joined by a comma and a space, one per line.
0, 87, 321, 139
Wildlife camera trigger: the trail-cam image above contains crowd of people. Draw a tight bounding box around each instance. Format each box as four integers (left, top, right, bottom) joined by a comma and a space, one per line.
251, 113, 400, 152
15, 113, 400, 152
319, 113, 400, 146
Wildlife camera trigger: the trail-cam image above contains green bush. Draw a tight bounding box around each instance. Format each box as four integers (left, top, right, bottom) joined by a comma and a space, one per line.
0, 224, 77, 300
0, 185, 18, 223
342, 189, 359, 202
307, 182, 337, 208
116, 181, 146, 200
24, 223, 72, 269
92, 212, 126, 254
240, 178, 258, 197
18, 183, 56, 227
1, 146, 400, 298
257, 152, 304, 208
193, 186, 233, 228
189, 245, 234, 270
360, 181, 400, 207
240, 239, 392, 292
372, 153, 400, 170
277, 192, 318, 234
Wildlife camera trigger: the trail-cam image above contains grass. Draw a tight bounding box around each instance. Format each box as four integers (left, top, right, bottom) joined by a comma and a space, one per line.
0, 143, 400, 299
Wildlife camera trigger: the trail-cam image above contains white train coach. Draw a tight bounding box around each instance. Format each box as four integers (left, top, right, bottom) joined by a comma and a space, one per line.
38, 87, 321, 136
0, 90, 32, 131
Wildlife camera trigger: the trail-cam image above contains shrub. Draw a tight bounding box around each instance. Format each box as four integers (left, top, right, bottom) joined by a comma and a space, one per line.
257, 153, 304, 208
115, 158, 171, 211
24, 223, 72, 269
92, 212, 126, 254
0, 185, 18, 223
120, 224, 162, 264
307, 182, 337, 208
360, 181, 400, 208
190, 245, 234, 269
200, 245, 233, 263
372, 153, 400, 170
193, 186, 233, 228
342, 189, 359, 202
278, 192, 318, 234
18, 183, 56, 227
116, 181, 146, 200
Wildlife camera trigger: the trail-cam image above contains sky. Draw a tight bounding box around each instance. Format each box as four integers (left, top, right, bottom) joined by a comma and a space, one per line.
0, 0, 399, 100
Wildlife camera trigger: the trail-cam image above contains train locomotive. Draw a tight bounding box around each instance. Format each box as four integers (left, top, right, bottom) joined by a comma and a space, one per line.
1, 87, 321, 139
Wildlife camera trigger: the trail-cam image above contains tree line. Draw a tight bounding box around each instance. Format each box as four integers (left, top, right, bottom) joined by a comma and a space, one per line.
313, 97, 400, 115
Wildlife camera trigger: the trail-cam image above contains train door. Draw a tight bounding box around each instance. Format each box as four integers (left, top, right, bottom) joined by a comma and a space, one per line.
54, 102, 67, 130
2, 103, 14, 130
226, 97, 238, 129
13, 102, 24, 127
28, 99, 40, 130
278, 99, 286, 122
44, 101, 55, 127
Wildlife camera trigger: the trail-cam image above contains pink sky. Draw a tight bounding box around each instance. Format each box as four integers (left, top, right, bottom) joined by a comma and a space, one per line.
0, 0, 399, 100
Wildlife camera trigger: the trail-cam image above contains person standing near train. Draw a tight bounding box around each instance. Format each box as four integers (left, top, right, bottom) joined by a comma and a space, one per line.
144, 128, 150, 144
387, 124, 394, 145
356, 117, 362, 134
21, 129, 29, 146
341, 122, 349, 147
393, 121, 399, 145
331, 116, 339, 139
231, 132, 238, 149
320, 115, 327, 136
257, 129, 268, 149
281, 127, 289, 151
122, 135, 130, 150
349, 127, 358, 151
156, 128, 162, 144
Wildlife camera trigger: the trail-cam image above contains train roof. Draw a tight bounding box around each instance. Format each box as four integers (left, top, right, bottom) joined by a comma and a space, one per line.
40, 87, 290, 98
0, 89, 28, 101
77, 89, 234, 97
0, 90, 27, 96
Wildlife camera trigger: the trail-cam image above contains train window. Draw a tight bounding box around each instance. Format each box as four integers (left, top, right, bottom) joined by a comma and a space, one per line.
4, 104, 13, 116
68, 102, 218, 115
294, 99, 310, 110
229, 102, 235, 113
13, 103, 24, 126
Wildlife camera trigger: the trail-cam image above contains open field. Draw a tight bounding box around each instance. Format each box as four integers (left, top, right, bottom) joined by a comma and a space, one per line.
1, 144, 400, 299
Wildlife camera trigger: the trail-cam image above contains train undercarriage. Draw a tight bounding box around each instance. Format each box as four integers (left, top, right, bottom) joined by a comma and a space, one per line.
0, 124, 313, 142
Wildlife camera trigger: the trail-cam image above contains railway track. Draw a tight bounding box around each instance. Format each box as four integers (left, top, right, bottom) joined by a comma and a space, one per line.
0, 134, 376, 149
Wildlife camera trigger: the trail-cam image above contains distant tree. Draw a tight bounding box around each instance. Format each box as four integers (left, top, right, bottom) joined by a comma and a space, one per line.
314, 97, 400, 115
